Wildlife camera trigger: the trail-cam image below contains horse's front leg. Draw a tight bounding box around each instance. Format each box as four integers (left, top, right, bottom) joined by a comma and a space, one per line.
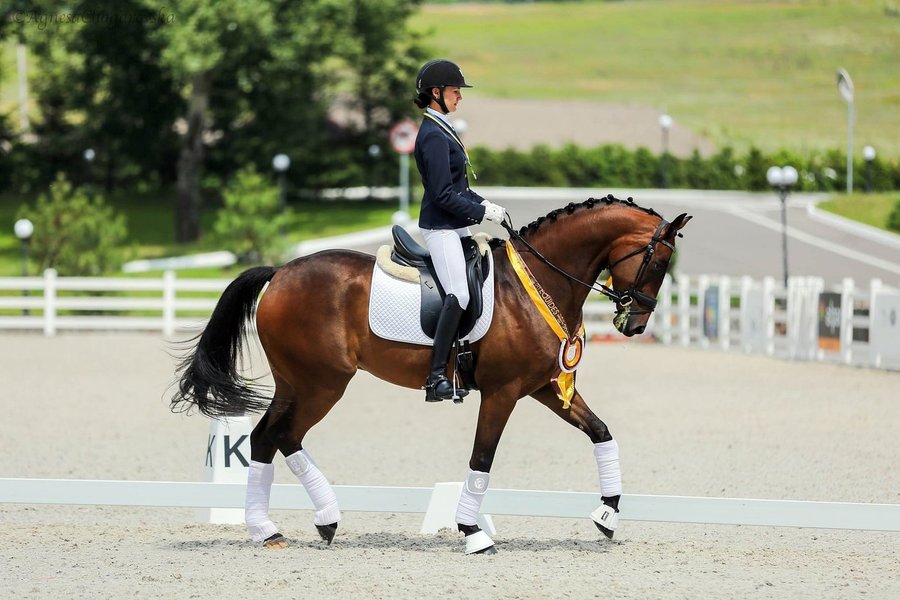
530, 385, 622, 539
457, 390, 518, 555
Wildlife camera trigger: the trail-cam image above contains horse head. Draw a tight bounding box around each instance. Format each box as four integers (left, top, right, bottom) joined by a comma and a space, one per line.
607, 211, 692, 336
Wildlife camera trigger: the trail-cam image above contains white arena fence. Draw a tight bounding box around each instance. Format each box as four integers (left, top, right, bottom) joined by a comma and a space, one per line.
2, 478, 899, 533
1, 269, 898, 370
3, 272, 899, 534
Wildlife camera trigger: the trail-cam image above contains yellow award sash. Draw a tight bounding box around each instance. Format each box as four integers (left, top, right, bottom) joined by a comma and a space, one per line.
505, 240, 586, 408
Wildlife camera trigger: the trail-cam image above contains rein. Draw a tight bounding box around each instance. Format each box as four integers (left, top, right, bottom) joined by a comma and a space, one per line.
500, 196, 676, 315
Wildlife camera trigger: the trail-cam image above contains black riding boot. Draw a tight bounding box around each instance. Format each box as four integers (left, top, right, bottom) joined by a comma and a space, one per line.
424, 294, 468, 402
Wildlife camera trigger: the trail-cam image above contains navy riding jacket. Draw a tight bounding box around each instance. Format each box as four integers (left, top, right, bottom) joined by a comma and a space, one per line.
414, 115, 486, 230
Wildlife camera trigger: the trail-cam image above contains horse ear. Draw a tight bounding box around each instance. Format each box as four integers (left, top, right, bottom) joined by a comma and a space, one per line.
665, 213, 692, 237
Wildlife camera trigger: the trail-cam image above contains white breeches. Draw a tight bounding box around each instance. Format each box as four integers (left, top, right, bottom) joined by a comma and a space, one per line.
422, 227, 472, 310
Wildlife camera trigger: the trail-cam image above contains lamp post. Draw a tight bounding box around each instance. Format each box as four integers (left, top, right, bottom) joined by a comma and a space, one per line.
836, 68, 854, 194
14, 218, 33, 315
272, 153, 290, 213
83, 148, 96, 193
658, 113, 672, 188
367, 144, 381, 200
766, 165, 798, 288
862, 145, 876, 193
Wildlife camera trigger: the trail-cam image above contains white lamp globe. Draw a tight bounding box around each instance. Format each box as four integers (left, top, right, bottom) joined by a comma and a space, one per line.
658, 114, 673, 130
272, 154, 291, 172
14, 218, 34, 240
862, 145, 876, 161
766, 166, 784, 187
782, 166, 799, 187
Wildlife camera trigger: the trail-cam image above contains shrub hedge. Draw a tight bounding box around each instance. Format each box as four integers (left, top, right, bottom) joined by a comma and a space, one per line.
468, 144, 900, 193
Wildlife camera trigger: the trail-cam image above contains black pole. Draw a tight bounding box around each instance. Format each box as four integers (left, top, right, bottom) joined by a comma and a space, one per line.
21, 239, 30, 316
779, 187, 789, 289
660, 129, 669, 189
865, 159, 873, 193
278, 171, 287, 213
278, 171, 287, 236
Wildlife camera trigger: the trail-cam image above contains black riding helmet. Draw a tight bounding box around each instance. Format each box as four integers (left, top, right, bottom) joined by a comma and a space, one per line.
416, 59, 472, 114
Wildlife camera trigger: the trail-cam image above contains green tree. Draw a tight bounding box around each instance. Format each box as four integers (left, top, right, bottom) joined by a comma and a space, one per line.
14, 0, 181, 192
337, 0, 427, 139
887, 198, 900, 233
213, 166, 289, 264
11, 1, 428, 237
17, 174, 128, 275
145, 0, 280, 243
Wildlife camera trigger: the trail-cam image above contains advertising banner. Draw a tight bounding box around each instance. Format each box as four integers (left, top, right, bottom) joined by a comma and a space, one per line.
817, 292, 842, 351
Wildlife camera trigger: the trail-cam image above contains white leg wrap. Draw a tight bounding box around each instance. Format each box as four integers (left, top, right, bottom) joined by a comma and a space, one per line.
245, 460, 279, 542
593, 439, 622, 497
285, 449, 341, 526
455, 469, 490, 527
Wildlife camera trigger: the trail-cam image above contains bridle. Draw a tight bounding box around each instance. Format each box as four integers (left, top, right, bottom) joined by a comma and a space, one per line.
500, 199, 676, 318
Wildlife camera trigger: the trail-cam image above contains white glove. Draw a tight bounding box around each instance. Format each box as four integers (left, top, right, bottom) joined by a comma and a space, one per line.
480, 200, 507, 224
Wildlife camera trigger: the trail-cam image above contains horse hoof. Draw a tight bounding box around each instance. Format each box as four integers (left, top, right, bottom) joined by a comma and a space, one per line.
263, 533, 288, 549
590, 503, 619, 540
316, 522, 338, 545
463, 528, 495, 555
594, 522, 615, 540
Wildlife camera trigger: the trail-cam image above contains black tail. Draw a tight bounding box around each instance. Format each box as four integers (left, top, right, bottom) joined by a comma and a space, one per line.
171, 266, 276, 418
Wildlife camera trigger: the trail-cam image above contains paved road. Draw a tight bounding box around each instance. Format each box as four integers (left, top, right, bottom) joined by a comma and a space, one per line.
320, 188, 900, 290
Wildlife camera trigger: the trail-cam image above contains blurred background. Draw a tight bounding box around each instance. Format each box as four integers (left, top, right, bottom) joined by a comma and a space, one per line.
0, 0, 898, 278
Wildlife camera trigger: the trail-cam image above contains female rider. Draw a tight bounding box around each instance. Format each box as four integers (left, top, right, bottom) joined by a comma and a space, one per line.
413, 59, 507, 402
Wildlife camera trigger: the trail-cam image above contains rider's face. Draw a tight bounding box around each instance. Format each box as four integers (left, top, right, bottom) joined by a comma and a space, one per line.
433, 86, 462, 112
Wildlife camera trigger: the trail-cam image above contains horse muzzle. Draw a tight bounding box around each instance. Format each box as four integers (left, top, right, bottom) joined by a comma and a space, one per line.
613, 305, 649, 337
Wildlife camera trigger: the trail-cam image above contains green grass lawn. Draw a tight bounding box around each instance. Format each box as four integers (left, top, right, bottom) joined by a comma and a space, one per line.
411, 0, 900, 156
0, 191, 418, 277
818, 192, 900, 231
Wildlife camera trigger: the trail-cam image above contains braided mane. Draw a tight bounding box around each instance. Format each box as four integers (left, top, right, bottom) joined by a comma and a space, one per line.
488, 194, 662, 249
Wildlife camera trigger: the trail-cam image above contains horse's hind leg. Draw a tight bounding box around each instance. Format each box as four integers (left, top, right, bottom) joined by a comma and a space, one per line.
245, 390, 290, 548
530, 385, 622, 539
262, 375, 352, 545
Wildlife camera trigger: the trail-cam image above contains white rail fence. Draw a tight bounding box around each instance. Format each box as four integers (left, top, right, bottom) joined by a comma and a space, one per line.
1, 269, 898, 370
3, 478, 899, 532
0, 269, 223, 336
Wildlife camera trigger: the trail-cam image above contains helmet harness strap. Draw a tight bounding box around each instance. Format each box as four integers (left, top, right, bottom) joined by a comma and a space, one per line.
433, 86, 450, 115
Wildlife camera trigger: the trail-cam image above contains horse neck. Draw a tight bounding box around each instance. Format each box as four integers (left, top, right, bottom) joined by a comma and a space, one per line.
513, 205, 655, 328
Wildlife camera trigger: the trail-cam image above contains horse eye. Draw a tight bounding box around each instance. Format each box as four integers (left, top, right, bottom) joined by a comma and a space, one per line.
651, 261, 666, 273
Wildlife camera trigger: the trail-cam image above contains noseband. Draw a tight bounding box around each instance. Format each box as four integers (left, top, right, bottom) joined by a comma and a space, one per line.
605, 218, 675, 315
500, 204, 675, 317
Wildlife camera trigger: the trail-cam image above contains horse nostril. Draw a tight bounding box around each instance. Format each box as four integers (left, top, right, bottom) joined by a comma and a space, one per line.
633, 325, 645, 335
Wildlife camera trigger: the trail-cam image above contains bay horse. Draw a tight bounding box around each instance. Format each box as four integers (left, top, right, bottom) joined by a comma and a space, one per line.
172, 195, 691, 554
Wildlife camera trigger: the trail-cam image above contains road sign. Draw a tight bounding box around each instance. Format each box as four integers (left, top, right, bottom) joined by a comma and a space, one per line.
390, 119, 418, 154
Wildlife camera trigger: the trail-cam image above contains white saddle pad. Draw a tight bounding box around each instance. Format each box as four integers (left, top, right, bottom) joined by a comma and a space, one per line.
368, 252, 495, 346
